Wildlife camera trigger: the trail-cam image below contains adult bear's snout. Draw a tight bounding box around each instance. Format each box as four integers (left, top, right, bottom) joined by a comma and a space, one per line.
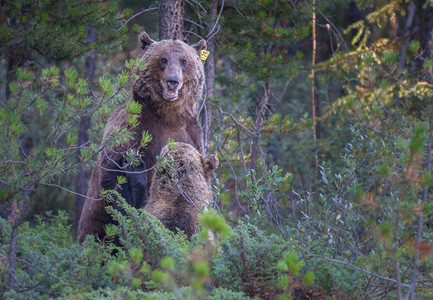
166, 77, 180, 90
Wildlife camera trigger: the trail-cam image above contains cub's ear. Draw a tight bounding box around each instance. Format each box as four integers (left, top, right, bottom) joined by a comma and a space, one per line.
138, 31, 155, 50
192, 39, 207, 54
202, 154, 219, 172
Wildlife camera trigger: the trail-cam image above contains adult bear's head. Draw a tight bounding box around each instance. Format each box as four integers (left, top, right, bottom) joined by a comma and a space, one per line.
133, 31, 207, 118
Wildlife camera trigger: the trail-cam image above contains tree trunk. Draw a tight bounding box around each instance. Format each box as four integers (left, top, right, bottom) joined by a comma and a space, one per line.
250, 82, 270, 174
416, 0, 433, 68
408, 103, 433, 299
312, 0, 320, 181
8, 187, 36, 291
203, 0, 219, 154
311, 0, 320, 178
159, 0, 185, 40
74, 27, 96, 231
398, 1, 416, 70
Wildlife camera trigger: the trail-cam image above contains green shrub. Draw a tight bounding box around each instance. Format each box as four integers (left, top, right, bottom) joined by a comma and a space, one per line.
0, 212, 111, 299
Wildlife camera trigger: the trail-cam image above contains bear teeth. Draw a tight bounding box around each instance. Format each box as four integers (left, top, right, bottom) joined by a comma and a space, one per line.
163, 89, 179, 101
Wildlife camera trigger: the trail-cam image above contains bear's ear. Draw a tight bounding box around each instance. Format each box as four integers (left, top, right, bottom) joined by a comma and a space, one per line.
192, 39, 207, 55
202, 154, 219, 172
138, 31, 155, 50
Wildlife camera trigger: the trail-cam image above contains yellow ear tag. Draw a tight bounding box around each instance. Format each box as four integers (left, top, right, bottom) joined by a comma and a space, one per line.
200, 49, 210, 61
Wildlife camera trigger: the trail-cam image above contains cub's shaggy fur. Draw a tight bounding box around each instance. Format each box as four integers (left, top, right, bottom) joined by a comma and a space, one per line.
145, 143, 218, 238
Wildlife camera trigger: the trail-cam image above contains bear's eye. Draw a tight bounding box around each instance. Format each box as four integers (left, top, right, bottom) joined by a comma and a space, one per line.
160, 58, 168, 64
180, 59, 187, 65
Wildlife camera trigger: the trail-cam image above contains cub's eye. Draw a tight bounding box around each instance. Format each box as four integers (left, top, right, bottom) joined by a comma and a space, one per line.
160, 58, 168, 64
180, 59, 187, 65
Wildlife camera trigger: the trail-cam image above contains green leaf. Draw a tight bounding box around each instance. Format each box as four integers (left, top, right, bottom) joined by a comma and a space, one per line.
167, 138, 178, 150
132, 23, 140, 32
126, 101, 142, 114
125, 59, 136, 69
99, 76, 114, 94
80, 148, 92, 160
17, 68, 34, 82
277, 275, 289, 289
424, 172, 433, 188
409, 123, 427, 154
161, 257, 175, 270
141, 130, 153, 148
193, 261, 209, 277
377, 223, 392, 241
280, 251, 305, 275
132, 277, 141, 288
409, 40, 420, 53
117, 176, 127, 185
304, 271, 316, 286
376, 164, 390, 178
117, 70, 130, 85
380, 79, 391, 90
140, 262, 150, 274
423, 58, 433, 69
198, 211, 232, 238
9, 82, 20, 94
45, 147, 57, 158
152, 270, 168, 283
130, 247, 143, 264
66, 132, 77, 146
104, 224, 117, 237
270, 113, 282, 123
35, 98, 49, 112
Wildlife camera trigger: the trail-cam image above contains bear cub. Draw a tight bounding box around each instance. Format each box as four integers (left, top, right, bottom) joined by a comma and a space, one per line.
145, 142, 218, 239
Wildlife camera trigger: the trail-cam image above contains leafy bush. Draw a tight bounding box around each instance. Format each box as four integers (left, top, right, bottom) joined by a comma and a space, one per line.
0, 212, 111, 299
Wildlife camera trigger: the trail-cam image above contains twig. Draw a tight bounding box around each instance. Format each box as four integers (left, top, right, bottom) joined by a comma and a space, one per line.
182, 30, 205, 40
206, 0, 224, 38
304, 0, 357, 73
16, 258, 88, 285
116, 7, 158, 32
184, 18, 204, 29
206, 25, 221, 42
250, 82, 270, 173
217, 106, 257, 136
91, 161, 156, 174
40, 182, 103, 201
367, 70, 410, 126
218, 144, 247, 213
306, 254, 411, 288
186, 0, 207, 12
175, 182, 202, 213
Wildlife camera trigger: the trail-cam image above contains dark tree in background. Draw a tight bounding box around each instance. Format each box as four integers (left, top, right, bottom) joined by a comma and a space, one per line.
159, 0, 185, 40
74, 27, 97, 230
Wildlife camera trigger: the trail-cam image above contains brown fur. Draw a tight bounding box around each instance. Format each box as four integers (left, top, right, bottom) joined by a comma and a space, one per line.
145, 143, 218, 238
77, 32, 207, 243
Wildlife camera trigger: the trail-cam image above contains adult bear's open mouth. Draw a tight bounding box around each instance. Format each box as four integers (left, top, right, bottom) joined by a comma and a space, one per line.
163, 89, 179, 100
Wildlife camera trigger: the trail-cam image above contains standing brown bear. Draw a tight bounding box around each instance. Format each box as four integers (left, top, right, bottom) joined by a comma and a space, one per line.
145, 142, 218, 239
77, 32, 207, 243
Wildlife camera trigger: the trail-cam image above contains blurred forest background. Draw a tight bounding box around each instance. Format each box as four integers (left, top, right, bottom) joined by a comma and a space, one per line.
1, 0, 433, 299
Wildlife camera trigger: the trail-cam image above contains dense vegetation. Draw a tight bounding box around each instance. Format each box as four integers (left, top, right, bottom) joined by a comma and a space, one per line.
1, 0, 432, 299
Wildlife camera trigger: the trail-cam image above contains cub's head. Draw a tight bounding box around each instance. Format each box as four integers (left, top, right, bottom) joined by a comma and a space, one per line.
151, 142, 218, 208
134, 31, 206, 111
157, 142, 218, 184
